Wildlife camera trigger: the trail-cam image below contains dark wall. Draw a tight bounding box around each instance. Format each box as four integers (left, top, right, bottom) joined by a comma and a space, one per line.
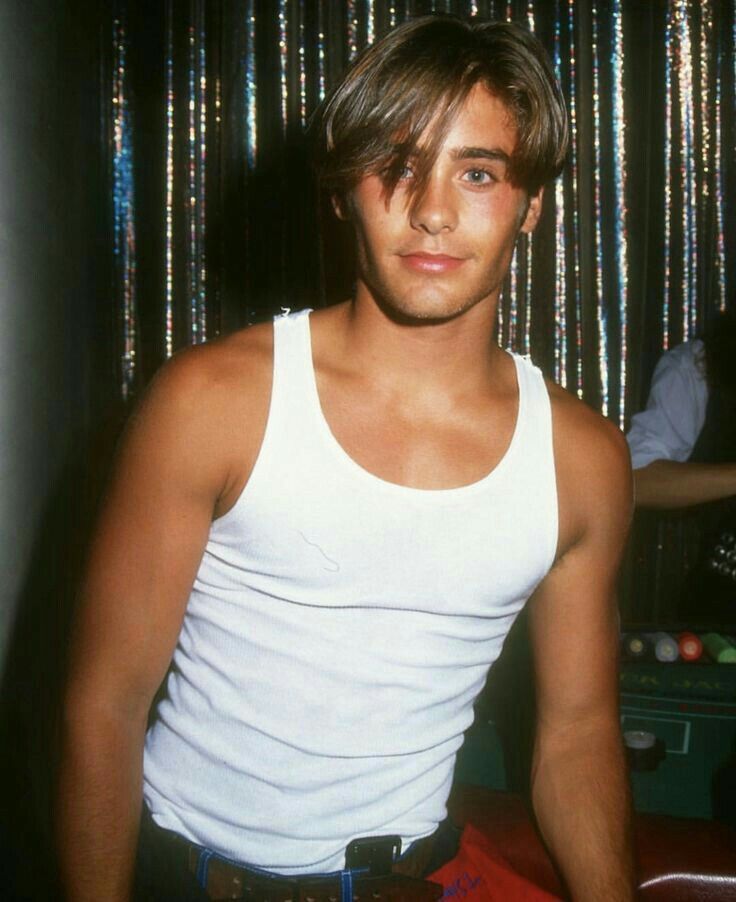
0, 1, 111, 896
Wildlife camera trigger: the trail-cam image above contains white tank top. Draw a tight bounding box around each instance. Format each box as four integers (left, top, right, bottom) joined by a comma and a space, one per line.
143, 309, 558, 874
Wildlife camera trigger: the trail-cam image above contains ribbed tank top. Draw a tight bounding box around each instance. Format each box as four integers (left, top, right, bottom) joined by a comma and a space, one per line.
143, 309, 558, 874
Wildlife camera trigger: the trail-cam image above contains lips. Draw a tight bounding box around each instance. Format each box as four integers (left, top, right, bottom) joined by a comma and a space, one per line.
399, 252, 467, 274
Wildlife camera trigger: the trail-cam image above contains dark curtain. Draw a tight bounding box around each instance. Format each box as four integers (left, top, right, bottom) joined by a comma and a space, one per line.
0, 1, 113, 898
108, 0, 735, 405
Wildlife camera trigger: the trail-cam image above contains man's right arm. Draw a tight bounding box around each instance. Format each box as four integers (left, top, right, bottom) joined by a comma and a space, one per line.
56, 339, 261, 902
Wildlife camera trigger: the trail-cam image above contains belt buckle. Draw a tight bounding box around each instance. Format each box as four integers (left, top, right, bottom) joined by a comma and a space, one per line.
344, 835, 402, 877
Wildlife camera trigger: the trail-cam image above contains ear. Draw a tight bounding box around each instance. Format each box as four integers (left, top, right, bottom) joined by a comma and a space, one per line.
520, 186, 544, 234
331, 193, 349, 221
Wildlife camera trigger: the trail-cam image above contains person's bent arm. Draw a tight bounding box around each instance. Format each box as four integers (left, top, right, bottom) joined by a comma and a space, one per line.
56, 338, 262, 902
633, 459, 736, 509
626, 341, 711, 509
528, 402, 635, 901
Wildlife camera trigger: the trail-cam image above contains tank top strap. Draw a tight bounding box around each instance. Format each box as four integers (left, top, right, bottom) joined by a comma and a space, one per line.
510, 351, 545, 397
507, 352, 552, 446
273, 308, 312, 382
509, 351, 558, 563
268, 308, 314, 421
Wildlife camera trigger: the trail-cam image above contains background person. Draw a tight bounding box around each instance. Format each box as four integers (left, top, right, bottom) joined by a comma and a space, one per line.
627, 309, 736, 622
627, 309, 736, 509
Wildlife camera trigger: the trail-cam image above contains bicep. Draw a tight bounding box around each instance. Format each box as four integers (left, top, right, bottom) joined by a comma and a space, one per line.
66, 360, 227, 717
528, 541, 621, 737
529, 425, 632, 735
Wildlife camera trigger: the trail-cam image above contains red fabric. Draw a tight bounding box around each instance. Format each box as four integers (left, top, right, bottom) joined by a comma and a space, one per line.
428, 824, 562, 902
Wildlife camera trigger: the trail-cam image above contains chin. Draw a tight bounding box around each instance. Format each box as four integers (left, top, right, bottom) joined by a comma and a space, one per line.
371, 282, 490, 326
395, 304, 472, 325
357, 257, 499, 325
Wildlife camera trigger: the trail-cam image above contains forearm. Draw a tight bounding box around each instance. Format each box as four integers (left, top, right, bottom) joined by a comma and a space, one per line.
531, 722, 635, 902
634, 459, 736, 509
56, 704, 148, 902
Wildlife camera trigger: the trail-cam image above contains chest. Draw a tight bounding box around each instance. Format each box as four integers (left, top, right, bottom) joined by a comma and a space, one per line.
314, 376, 519, 492
212, 466, 555, 621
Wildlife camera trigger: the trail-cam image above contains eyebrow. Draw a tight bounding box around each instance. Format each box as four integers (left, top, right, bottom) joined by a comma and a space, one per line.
450, 146, 512, 166
388, 144, 511, 167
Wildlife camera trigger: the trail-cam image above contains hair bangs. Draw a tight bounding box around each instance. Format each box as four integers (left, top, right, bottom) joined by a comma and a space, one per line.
313, 15, 569, 201
319, 43, 476, 203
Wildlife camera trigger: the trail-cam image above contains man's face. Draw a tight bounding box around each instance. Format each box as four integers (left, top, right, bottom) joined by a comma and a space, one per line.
341, 84, 542, 324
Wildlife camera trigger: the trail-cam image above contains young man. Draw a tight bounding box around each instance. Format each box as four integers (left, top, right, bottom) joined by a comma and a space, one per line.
57, 15, 634, 902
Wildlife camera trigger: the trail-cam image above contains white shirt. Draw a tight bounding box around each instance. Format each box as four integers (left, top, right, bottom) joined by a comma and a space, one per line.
626, 339, 708, 470
143, 310, 559, 873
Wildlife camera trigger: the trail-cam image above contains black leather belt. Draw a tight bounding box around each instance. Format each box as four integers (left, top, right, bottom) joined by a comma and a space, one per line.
189, 861, 442, 902
142, 813, 457, 902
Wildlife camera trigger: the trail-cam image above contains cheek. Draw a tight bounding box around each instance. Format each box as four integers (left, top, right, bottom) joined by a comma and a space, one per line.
351, 178, 393, 220
353, 202, 404, 252
351, 213, 395, 270
469, 194, 525, 244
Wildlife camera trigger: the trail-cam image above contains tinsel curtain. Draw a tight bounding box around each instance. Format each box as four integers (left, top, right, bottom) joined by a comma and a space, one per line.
109, 0, 736, 621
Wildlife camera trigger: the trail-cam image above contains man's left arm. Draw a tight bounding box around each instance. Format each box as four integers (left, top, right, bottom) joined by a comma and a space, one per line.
527, 407, 635, 901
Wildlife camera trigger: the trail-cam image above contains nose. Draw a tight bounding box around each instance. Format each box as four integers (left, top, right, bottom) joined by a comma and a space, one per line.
409, 175, 457, 235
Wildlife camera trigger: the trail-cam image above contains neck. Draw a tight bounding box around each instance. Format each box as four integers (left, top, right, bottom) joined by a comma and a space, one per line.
326, 288, 507, 399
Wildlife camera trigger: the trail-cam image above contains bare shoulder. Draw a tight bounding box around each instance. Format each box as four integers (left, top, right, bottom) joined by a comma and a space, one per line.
545, 379, 632, 555
144, 320, 272, 408
122, 321, 274, 513
546, 380, 630, 478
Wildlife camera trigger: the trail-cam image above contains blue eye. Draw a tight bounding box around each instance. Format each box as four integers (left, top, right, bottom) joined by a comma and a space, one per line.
464, 168, 494, 184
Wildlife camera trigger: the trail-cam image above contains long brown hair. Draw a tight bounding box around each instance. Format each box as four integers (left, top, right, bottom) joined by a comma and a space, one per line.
313, 15, 569, 202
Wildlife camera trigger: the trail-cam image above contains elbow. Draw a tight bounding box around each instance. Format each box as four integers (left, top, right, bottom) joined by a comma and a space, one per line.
60, 676, 152, 748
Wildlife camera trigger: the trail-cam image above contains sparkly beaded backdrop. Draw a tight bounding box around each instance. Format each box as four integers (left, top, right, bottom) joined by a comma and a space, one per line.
110, 0, 735, 432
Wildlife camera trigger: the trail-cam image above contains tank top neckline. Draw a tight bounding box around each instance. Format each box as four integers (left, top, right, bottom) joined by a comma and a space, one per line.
294, 310, 528, 501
